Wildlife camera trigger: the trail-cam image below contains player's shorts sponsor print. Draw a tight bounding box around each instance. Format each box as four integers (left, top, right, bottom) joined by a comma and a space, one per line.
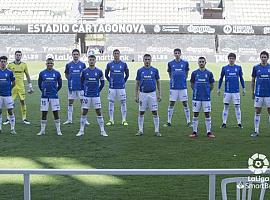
169, 89, 188, 101
139, 91, 158, 111
192, 100, 211, 112
82, 97, 102, 109
107, 89, 127, 101
0, 96, 14, 109
254, 97, 270, 107
40, 98, 60, 111
68, 90, 84, 100
223, 92, 240, 104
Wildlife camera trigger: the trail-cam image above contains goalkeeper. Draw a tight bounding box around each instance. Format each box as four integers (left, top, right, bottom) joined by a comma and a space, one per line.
3, 51, 34, 125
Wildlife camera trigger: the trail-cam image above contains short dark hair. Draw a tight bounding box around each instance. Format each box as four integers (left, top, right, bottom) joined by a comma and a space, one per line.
228, 53, 236, 59
260, 51, 269, 58
198, 56, 206, 60
46, 57, 54, 62
143, 54, 151, 58
72, 49, 80, 54
0, 56, 8, 61
15, 50, 22, 55
113, 49, 120, 54
174, 48, 181, 53
88, 54, 96, 59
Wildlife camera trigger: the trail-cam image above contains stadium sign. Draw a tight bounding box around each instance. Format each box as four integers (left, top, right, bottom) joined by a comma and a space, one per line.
1, 23, 270, 35
27, 24, 146, 34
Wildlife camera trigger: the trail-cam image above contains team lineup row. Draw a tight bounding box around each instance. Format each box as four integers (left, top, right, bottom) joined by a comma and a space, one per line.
0, 49, 270, 138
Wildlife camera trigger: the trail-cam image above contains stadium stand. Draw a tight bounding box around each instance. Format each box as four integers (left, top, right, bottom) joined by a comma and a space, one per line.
103, 0, 270, 25
0, 0, 79, 23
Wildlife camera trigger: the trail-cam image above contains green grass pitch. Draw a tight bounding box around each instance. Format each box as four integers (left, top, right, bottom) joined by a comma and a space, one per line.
0, 61, 269, 199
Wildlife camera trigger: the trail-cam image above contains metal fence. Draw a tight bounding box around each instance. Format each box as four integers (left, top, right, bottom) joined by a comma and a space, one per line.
0, 168, 268, 200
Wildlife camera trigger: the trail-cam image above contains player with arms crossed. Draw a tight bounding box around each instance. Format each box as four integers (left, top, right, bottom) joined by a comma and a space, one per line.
163, 48, 191, 127
37, 58, 62, 136
251, 51, 270, 137
63, 49, 87, 125
76, 54, 108, 137
218, 53, 245, 128
105, 49, 129, 126
189, 57, 215, 138
0, 56, 16, 134
4, 50, 33, 125
135, 54, 161, 136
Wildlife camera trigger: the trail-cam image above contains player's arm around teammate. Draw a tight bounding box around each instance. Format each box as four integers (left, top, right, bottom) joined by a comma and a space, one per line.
37, 58, 62, 136
135, 54, 161, 137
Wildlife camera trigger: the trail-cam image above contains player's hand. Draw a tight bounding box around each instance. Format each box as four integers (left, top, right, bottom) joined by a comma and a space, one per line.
27, 83, 34, 94
157, 94, 161, 102
217, 89, 220, 96
135, 96, 139, 103
242, 88, 246, 96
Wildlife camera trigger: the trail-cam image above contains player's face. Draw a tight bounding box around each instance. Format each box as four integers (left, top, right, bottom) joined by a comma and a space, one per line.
88, 57, 96, 67
46, 60, 54, 70
15, 53, 22, 61
0, 59, 7, 69
72, 51, 80, 61
174, 51, 181, 60
228, 57, 236, 65
113, 51, 120, 60
143, 56, 151, 67
198, 59, 206, 68
260, 54, 269, 64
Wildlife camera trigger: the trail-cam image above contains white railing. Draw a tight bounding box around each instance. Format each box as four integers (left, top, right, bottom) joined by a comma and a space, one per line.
0, 169, 269, 200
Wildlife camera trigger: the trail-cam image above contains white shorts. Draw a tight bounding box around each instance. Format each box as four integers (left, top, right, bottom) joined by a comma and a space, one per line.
107, 89, 126, 102
169, 89, 188, 102
254, 97, 270, 108
0, 96, 14, 109
81, 97, 102, 110
192, 100, 211, 112
68, 90, 84, 100
223, 93, 240, 105
139, 92, 158, 112
40, 98, 60, 112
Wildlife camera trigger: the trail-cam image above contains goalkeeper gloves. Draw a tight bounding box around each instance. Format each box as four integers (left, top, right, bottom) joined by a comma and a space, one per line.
27, 83, 34, 94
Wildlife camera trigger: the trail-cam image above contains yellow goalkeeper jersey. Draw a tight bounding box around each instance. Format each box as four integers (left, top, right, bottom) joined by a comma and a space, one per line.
7, 61, 29, 87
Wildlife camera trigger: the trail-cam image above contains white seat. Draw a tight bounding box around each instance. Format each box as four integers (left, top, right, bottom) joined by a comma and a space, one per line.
221, 177, 266, 200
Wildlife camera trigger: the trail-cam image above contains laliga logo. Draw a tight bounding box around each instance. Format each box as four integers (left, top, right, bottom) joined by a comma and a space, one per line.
248, 153, 269, 174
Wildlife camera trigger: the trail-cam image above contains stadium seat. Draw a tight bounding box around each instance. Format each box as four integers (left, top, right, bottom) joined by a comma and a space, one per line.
221, 177, 266, 200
